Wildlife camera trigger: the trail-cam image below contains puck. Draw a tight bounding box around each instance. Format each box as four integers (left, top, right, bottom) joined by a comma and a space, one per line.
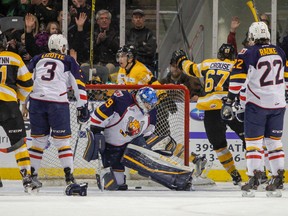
135, 186, 142, 189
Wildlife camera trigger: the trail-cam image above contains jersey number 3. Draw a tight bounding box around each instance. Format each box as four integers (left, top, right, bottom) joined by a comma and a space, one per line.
41, 62, 57, 81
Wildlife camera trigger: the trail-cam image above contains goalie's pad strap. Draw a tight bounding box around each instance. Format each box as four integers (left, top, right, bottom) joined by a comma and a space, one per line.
103, 168, 119, 190
121, 144, 193, 190
83, 129, 105, 162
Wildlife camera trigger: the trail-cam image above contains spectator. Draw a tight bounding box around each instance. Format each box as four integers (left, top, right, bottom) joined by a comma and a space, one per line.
160, 55, 203, 102
26, 0, 58, 27
126, 9, 157, 73
69, 0, 91, 31
227, 16, 240, 54
95, 0, 120, 30
93, 9, 119, 74
18, 33, 32, 65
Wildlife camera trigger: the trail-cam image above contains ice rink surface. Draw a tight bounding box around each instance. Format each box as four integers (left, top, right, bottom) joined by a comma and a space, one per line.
1, 180, 288, 216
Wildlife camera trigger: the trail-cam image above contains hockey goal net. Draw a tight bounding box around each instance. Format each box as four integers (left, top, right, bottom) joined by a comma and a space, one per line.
36, 84, 190, 181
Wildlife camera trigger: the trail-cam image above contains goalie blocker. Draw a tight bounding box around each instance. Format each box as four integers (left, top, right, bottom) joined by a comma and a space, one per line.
121, 144, 193, 191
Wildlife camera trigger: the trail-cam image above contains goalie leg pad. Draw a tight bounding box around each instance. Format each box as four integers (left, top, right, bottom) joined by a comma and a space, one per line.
121, 144, 193, 191
83, 129, 105, 162
103, 168, 120, 191
65, 182, 88, 196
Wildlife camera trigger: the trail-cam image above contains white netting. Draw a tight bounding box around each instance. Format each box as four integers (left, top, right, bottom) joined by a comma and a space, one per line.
37, 84, 190, 180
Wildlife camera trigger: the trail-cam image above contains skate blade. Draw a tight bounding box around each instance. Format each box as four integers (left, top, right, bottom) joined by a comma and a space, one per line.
257, 184, 267, 192
199, 161, 213, 178
242, 190, 256, 197
24, 186, 40, 194
266, 190, 282, 197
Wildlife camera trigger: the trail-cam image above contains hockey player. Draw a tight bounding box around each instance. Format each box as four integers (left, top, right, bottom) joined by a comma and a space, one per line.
84, 87, 193, 190
27, 34, 90, 190
172, 43, 245, 186
116, 45, 160, 85
116, 45, 207, 176
222, 22, 287, 197
0, 33, 36, 192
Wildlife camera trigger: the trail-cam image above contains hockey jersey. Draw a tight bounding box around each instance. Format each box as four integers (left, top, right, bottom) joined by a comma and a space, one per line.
181, 58, 234, 110
228, 44, 288, 109
0, 51, 33, 103
117, 60, 159, 85
28, 52, 87, 108
90, 90, 157, 146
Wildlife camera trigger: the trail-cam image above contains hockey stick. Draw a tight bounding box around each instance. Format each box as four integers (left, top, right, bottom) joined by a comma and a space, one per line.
89, 0, 96, 82
0, 138, 25, 153
73, 124, 82, 160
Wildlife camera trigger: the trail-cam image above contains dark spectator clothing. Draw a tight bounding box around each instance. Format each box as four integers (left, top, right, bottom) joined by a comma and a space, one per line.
280, 35, 288, 60
76, 26, 119, 66
26, 3, 58, 26
160, 72, 203, 98
25, 32, 49, 57
126, 26, 157, 70
94, 27, 119, 66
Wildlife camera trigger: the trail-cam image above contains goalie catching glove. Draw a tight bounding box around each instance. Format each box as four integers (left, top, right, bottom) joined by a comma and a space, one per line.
77, 103, 90, 124
221, 97, 235, 121
171, 49, 188, 70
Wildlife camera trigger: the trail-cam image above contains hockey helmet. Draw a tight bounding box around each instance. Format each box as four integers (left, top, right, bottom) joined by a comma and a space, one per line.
136, 87, 158, 114
116, 44, 136, 62
248, 21, 270, 42
217, 43, 235, 61
48, 34, 68, 54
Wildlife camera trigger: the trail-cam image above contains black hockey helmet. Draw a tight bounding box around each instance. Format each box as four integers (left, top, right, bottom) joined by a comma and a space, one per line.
116, 44, 136, 61
217, 43, 235, 61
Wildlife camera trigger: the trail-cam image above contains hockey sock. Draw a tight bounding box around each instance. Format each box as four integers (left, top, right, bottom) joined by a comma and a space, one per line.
29, 146, 44, 174
215, 147, 235, 175
14, 143, 31, 175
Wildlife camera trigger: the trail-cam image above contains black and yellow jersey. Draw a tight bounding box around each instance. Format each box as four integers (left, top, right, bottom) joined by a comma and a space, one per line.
117, 60, 160, 85
0, 51, 33, 103
181, 58, 235, 110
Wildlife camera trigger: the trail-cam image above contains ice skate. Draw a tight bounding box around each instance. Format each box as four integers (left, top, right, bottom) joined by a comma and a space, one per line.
192, 154, 208, 177
241, 170, 261, 197
64, 167, 76, 185
266, 170, 284, 197
21, 169, 40, 194
230, 169, 242, 187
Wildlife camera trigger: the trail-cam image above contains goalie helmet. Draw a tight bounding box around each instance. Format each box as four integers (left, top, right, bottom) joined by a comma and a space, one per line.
116, 44, 136, 62
48, 34, 68, 54
135, 87, 158, 114
217, 43, 235, 61
248, 21, 270, 42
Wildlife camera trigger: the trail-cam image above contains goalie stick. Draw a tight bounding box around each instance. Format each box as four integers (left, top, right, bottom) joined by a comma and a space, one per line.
73, 124, 82, 160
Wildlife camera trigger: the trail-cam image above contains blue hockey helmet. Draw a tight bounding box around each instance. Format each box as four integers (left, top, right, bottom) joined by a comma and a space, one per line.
136, 87, 158, 113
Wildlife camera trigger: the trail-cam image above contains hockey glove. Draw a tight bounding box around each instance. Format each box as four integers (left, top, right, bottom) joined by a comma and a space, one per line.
221, 97, 235, 121
77, 103, 90, 124
171, 50, 188, 70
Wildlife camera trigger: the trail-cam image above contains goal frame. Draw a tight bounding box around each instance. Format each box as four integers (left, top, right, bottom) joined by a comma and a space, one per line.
86, 84, 190, 165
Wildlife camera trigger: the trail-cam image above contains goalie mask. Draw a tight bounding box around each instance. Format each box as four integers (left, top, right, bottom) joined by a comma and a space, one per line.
136, 87, 158, 114
217, 43, 235, 61
248, 21, 270, 42
48, 34, 68, 54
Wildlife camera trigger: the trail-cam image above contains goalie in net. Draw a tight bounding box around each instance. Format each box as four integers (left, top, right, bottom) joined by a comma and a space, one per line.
83, 87, 194, 191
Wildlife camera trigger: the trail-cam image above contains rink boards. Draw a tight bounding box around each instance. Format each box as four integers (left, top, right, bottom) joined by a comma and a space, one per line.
0, 103, 288, 182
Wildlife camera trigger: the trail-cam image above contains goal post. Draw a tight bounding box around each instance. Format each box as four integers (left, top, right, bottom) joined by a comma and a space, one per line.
35, 84, 191, 181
